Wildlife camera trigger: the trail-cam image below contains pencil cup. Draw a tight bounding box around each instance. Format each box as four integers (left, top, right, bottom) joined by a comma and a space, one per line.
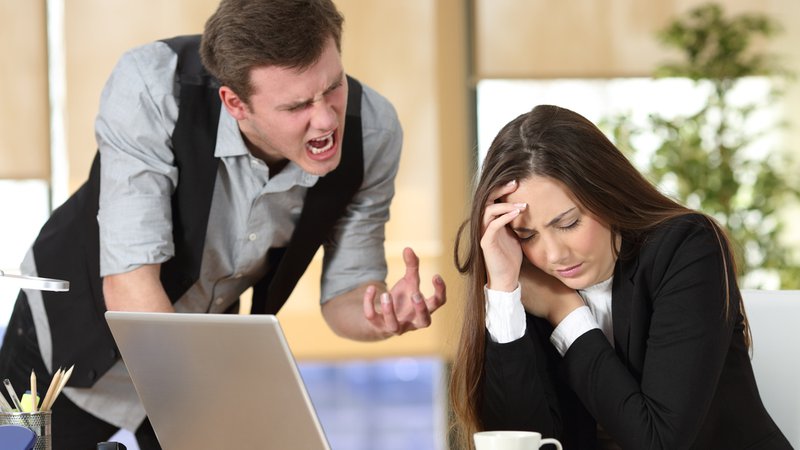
0, 410, 52, 450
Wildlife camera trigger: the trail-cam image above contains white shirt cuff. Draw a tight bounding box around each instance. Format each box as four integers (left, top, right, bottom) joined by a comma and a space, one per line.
549, 306, 600, 356
484, 284, 526, 344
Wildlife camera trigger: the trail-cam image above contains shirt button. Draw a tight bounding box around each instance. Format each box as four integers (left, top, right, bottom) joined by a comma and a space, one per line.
215, 297, 224, 305
248, 233, 257, 241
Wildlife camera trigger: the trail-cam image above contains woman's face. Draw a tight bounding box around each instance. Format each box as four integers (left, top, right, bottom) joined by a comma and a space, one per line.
505, 175, 618, 290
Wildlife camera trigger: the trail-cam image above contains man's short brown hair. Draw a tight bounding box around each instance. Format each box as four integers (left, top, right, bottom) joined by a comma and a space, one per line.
200, 0, 344, 103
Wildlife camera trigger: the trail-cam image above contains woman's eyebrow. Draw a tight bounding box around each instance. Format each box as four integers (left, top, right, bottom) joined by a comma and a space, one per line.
511, 207, 576, 234
546, 207, 577, 227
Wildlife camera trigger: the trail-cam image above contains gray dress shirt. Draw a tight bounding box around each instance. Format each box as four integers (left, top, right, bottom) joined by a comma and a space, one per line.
24, 40, 402, 430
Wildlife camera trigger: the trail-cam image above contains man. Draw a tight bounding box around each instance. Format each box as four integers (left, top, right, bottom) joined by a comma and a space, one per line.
0, 0, 445, 448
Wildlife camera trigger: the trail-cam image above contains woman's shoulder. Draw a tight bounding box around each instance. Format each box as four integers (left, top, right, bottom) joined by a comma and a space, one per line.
637, 212, 726, 270
651, 213, 716, 238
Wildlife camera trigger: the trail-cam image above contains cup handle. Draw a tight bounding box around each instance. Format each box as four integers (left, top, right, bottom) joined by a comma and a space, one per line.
540, 438, 562, 450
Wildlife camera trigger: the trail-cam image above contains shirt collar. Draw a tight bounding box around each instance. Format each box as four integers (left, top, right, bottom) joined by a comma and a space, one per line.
214, 108, 250, 158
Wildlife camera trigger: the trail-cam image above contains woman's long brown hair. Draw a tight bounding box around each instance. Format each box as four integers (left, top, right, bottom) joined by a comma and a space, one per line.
449, 105, 747, 449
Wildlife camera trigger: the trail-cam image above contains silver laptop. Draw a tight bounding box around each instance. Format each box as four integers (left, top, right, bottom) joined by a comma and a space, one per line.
105, 311, 331, 450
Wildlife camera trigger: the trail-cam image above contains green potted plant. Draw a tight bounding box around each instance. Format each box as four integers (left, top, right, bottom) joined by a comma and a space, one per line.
605, 3, 800, 288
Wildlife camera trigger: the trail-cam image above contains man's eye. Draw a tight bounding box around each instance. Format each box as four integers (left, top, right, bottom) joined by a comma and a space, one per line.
327, 81, 343, 93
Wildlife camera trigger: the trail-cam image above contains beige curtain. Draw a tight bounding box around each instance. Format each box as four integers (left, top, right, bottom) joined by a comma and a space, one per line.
0, 0, 50, 180
474, 0, 800, 80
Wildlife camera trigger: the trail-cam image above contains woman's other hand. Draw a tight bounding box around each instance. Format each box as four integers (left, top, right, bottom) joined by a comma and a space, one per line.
519, 261, 584, 326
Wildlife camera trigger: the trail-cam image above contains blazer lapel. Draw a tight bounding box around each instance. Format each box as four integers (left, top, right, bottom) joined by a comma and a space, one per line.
612, 237, 639, 361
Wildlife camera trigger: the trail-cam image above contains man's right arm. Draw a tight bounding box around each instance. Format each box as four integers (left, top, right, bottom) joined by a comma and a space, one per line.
103, 264, 174, 312
97, 43, 180, 295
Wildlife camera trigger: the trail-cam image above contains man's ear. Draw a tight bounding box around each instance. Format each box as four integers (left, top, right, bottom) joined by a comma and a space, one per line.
219, 86, 248, 120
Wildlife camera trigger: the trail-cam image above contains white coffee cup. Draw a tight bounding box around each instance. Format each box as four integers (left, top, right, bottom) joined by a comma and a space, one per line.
474, 430, 562, 450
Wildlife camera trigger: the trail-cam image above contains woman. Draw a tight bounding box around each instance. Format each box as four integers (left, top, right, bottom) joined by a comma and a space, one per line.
450, 105, 791, 449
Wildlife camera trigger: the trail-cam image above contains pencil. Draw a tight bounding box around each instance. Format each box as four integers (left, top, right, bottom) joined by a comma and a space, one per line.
39, 368, 62, 412
3, 379, 23, 412
43, 365, 73, 411
30, 370, 38, 412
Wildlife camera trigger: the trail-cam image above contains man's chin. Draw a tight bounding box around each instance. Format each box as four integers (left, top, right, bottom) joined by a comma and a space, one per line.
303, 151, 341, 176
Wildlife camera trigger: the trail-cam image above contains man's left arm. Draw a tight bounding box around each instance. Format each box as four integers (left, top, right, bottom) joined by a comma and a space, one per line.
322, 247, 446, 341
319, 85, 445, 341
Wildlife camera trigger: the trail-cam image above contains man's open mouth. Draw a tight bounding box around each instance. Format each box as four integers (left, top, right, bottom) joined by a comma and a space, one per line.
306, 132, 335, 155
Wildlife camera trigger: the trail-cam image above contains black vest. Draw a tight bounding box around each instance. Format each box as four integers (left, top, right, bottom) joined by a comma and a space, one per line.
32, 35, 364, 387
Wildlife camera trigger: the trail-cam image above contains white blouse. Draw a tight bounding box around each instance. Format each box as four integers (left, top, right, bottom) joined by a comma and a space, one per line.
485, 276, 614, 356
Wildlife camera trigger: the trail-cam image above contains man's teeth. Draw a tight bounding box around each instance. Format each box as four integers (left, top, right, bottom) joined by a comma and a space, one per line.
307, 134, 334, 154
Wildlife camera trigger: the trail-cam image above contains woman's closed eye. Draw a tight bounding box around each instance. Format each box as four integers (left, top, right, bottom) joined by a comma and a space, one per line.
515, 218, 580, 241
515, 231, 537, 242
558, 217, 581, 231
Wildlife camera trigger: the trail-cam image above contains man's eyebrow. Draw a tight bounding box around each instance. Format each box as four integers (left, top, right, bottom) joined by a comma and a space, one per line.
279, 71, 344, 110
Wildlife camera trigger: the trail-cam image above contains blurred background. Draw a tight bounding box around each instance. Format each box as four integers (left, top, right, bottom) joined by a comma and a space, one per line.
1, 1, 798, 448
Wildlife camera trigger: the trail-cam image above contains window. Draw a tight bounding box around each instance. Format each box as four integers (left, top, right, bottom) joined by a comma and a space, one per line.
0, 180, 51, 329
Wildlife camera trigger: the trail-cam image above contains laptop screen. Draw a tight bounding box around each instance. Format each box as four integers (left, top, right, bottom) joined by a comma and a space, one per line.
105, 311, 331, 450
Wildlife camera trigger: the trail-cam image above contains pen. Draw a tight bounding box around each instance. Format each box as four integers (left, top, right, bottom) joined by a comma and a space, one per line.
0, 390, 12, 412
3, 379, 23, 412
30, 370, 38, 412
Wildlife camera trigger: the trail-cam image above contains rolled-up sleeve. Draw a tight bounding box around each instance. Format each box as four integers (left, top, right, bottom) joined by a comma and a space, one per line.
96, 42, 180, 276
320, 85, 402, 302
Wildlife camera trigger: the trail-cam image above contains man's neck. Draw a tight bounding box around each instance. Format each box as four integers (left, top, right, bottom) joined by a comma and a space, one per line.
242, 134, 289, 176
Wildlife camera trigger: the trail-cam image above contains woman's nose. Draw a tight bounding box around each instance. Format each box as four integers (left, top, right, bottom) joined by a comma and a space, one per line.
544, 236, 569, 265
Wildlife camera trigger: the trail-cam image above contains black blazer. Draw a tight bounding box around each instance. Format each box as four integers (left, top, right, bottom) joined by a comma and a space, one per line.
481, 214, 791, 449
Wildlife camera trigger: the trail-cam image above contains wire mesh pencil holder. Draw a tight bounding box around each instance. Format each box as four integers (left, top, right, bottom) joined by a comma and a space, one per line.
0, 410, 52, 450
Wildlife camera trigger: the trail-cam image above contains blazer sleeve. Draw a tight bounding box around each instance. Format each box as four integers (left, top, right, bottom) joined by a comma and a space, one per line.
480, 314, 564, 437
563, 216, 738, 449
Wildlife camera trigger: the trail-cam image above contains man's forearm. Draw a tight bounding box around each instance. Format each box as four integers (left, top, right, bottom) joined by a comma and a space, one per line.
321, 281, 389, 341
103, 263, 174, 312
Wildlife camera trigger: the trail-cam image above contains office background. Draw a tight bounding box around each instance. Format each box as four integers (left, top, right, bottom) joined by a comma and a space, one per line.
1, 1, 799, 448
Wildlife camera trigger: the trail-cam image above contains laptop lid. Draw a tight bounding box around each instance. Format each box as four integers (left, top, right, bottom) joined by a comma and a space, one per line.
105, 311, 331, 450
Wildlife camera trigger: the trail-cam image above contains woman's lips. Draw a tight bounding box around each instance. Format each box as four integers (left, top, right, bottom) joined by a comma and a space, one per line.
556, 263, 583, 278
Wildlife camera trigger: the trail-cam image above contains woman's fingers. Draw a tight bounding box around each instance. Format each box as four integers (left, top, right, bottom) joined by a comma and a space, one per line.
482, 202, 527, 231
482, 203, 527, 240
486, 179, 519, 206
482, 180, 524, 229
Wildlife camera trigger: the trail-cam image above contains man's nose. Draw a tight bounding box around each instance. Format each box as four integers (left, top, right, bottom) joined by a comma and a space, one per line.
310, 100, 338, 131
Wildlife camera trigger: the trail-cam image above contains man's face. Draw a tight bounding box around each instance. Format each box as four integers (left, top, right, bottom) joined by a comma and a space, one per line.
222, 37, 348, 176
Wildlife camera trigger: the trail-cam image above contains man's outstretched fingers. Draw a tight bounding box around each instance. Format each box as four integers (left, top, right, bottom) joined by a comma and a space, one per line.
402, 247, 421, 285
380, 292, 399, 333
412, 293, 432, 328
425, 274, 447, 312
363, 285, 378, 321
